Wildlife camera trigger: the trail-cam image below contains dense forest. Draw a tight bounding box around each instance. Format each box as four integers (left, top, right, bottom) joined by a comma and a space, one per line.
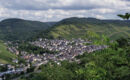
0, 18, 55, 41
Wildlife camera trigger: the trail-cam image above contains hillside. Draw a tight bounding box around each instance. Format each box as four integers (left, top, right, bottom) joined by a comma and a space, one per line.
41, 17, 130, 40
0, 18, 55, 41
0, 41, 17, 64
0, 17, 130, 41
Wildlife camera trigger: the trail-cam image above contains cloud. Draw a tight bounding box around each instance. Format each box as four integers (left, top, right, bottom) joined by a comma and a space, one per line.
0, 0, 130, 21
0, 0, 129, 10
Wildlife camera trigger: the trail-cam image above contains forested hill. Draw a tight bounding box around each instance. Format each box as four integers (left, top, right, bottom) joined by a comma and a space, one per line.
40, 17, 130, 40
0, 18, 56, 41
0, 17, 130, 41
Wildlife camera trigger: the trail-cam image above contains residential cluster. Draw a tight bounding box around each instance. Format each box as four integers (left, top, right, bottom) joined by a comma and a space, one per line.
31, 38, 108, 61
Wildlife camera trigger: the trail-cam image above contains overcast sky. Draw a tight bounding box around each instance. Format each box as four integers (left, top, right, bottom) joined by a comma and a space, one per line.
0, 0, 130, 22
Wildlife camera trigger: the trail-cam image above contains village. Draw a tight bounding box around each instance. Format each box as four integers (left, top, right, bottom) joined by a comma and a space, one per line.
0, 38, 108, 80
31, 38, 108, 61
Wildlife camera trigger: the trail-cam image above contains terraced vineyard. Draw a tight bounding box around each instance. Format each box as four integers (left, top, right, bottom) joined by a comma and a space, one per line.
41, 17, 130, 40
0, 41, 17, 64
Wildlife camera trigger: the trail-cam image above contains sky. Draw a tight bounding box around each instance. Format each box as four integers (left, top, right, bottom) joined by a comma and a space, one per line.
0, 0, 130, 22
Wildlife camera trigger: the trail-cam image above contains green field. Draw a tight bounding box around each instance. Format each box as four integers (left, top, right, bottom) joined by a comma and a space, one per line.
0, 41, 17, 64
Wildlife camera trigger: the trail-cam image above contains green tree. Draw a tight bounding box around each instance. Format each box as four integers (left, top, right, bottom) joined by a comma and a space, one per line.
118, 13, 130, 20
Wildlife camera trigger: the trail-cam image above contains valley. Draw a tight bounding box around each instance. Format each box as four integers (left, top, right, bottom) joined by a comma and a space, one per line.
0, 17, 129, 80
0, 0, 130, 80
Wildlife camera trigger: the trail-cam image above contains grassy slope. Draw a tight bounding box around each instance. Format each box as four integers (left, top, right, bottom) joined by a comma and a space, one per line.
0, 41, 17, 64
45, 18, 130, 40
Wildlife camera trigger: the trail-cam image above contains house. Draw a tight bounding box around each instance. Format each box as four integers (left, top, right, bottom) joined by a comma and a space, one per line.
12, 59, 19, 64
7, 65, 15, 70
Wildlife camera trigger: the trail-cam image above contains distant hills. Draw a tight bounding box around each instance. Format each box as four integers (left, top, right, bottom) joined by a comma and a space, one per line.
0, 17, 130, 41
0, 18, 55, 41
40, 17, 130, 40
